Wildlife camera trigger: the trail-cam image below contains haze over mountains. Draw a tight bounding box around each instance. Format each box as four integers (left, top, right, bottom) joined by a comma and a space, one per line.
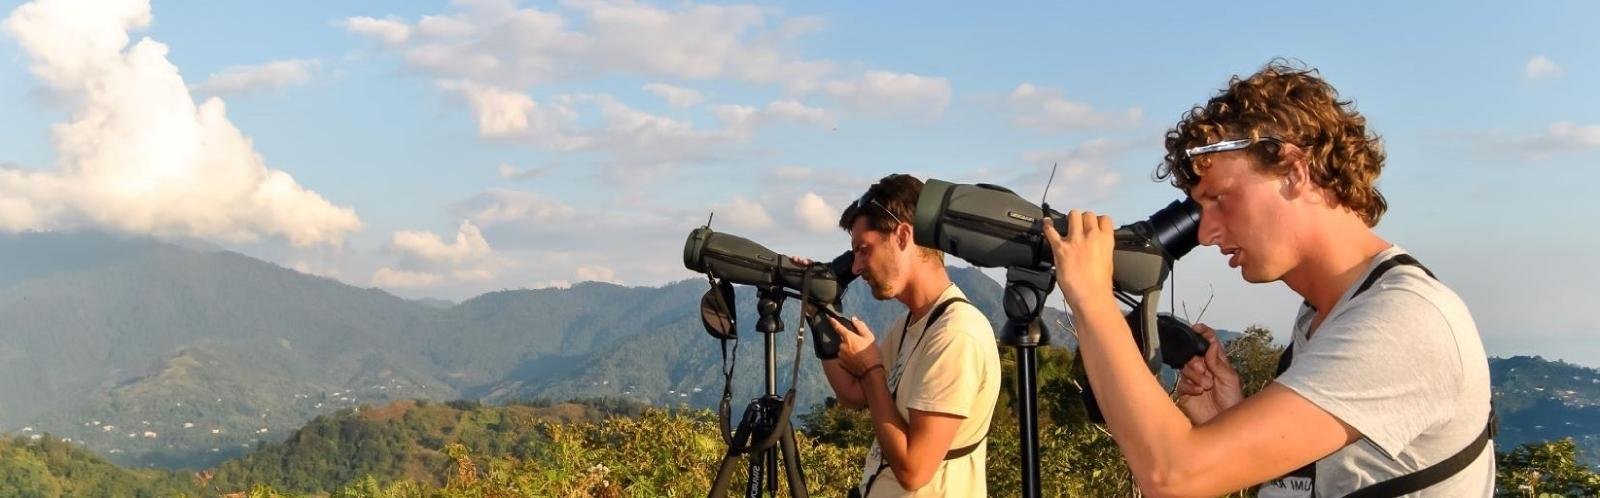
1, 231, 1594, 470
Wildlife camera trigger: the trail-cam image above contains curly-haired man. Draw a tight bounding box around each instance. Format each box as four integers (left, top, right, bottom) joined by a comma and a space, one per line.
1042, 61, 1494, 497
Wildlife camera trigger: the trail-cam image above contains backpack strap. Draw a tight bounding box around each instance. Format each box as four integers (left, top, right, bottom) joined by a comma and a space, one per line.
858, 295, 983, 497
1271, 253, 1497, 497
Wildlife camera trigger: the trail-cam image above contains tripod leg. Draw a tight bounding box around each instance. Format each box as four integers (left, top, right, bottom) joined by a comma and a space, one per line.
1017, 345, 1041, 498
780, 423, 809, 498
707, 452, 743, 498
767, 448, 778, 496
745, 452, 765, 498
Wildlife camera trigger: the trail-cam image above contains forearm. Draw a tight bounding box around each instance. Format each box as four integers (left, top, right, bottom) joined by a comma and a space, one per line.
1070, 292, 1199, 492
859, 367, 947, 489
822, 359, 865, 408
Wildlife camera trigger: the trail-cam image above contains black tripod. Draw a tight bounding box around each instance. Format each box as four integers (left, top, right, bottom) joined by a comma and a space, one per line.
999, 266, 1055, 498
708, 286, 809, 498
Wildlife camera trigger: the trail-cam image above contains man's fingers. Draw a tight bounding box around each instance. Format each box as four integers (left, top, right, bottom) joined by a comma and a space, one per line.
1067, 210, 1083, 241
1097, 214, 1113, 231
1042, 216, 1063, 250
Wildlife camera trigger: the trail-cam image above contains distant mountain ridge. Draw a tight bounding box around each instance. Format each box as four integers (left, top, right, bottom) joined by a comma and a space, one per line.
2, 231, 1595, 470
0, 231, 1022, 468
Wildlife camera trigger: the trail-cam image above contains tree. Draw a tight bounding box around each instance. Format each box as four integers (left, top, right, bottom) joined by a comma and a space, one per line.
1498, 437, 1600, 497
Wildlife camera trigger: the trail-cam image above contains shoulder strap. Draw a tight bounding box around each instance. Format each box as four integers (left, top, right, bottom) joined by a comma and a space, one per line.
1271, 254, 1496, 496
1342, 411, 1494, 498
1277, 253, 1434, 373
892, 296, 971, 397
861, 296, 980, 498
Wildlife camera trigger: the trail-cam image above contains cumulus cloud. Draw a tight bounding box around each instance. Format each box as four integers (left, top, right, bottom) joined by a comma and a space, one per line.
1498, 121, 1600, 160
1010, 138, 1146, 204
342, 1, 834, 90
1008, 83, 1140, 131
496, 163, 549, 179
1526, 55, 1563, 81
720, 196, 774, 229
344, 16, 411, 45
372, 220, 502, 290
451, 189, 576, 226
0, 0, 360, 246
575, 265, 619, 284
643, 83, 705, 107
715, 100, 832, 136
794, 192, 837, 233
371, 267, 443, 288
824, 71, 951, 118
192, 59, 317, 96
392, 220, 492, 265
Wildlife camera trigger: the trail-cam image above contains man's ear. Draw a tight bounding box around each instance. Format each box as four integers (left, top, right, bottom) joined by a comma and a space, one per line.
895, 222, 913, 251
1278, 145, 1312, 197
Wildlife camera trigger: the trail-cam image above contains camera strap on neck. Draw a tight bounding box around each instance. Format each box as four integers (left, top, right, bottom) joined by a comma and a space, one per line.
1270, 253, 1496, 498
854, 295, 983, 498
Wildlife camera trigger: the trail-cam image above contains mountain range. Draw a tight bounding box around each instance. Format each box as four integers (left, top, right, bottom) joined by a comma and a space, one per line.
1, 231, 1594, 469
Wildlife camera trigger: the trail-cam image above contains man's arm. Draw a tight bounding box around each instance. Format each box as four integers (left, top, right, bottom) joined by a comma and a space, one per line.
1072, 294, 1359, 498
856, 367, 965, 491
822, 359, 866, 408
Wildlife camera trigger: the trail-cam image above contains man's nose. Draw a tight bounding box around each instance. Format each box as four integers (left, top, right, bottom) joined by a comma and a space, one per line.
1196, 211, 1221, 247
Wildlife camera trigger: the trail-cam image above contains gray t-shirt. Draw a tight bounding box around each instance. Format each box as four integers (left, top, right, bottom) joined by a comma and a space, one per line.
1265, 246, 1494, 497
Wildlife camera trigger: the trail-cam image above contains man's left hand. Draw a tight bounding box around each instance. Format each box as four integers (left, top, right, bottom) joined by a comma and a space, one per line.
826, 315, 882, 376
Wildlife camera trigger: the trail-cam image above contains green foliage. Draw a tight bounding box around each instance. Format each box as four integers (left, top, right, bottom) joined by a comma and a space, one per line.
1497, 437, 1600, 497
0, 435, 196, 497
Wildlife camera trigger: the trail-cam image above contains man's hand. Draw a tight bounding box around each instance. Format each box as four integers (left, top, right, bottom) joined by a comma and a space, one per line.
1175, 323, 1244, 424
1042, 210, 1117, 309
826, 314, 882, 376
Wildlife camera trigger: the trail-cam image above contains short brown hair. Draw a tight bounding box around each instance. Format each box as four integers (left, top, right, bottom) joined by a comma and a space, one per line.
840, 174, 942, 260
1158, 60, 1388, 226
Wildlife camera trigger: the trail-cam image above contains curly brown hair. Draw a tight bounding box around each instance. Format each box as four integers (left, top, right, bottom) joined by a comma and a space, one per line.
1157, 60, 1388, 226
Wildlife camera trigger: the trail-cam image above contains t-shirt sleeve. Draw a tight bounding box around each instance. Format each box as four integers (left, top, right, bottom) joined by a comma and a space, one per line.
902, 311, 985, 418
1274, 289, 1463, 459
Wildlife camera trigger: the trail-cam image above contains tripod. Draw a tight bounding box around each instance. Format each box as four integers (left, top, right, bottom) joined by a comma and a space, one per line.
999, 266, 1055, 498
708, 286, 809, 498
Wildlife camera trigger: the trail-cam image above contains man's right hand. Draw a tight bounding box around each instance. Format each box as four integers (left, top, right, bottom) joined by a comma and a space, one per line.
1175, 323, 1243, 425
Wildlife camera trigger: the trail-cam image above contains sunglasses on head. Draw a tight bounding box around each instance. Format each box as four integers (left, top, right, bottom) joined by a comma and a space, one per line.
853, 191, 905, 227
1183, 136, 1292, 159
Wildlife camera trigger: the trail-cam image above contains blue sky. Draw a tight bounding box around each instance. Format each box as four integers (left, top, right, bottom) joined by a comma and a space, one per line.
2, 0, 1597, 365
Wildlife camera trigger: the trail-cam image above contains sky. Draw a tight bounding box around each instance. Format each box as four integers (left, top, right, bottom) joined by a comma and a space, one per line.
1, 0, 1597, 366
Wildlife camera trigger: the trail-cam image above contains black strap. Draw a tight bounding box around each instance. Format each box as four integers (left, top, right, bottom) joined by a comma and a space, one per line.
1272, 253, 1496, 497
857, 295, 983, 497
1344, 413, 1494, 498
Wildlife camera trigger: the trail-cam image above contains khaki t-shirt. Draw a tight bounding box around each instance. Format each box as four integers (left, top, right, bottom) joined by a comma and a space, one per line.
859, 284, 1002, 497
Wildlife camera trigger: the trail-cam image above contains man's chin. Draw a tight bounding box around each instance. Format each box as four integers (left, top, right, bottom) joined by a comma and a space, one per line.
870, 284, 896, 300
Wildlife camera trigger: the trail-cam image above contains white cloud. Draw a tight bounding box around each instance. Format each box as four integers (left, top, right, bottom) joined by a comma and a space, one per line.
192, 59, 316, 96
1008, 83, 1140, 131
0, 0, 361, 246
824, 71, 951, 118
342, 1, 834, 90
1510, 121, 1600, 160
575, 265, 619, 284
496, 163, 549, 179
1012, 138, 1146, 205
794, 192, 836, 233
441, 80, 586, 148
451, 189, 577, 225
715, 100, 832, 137
643, 83, 705, 107
373, 220, 503, 291
1525, 55, 1563, 81
721, 195, 774, 229
391, 220, 492, 265
371, 267, 442, 288
344, 16, 411, 45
